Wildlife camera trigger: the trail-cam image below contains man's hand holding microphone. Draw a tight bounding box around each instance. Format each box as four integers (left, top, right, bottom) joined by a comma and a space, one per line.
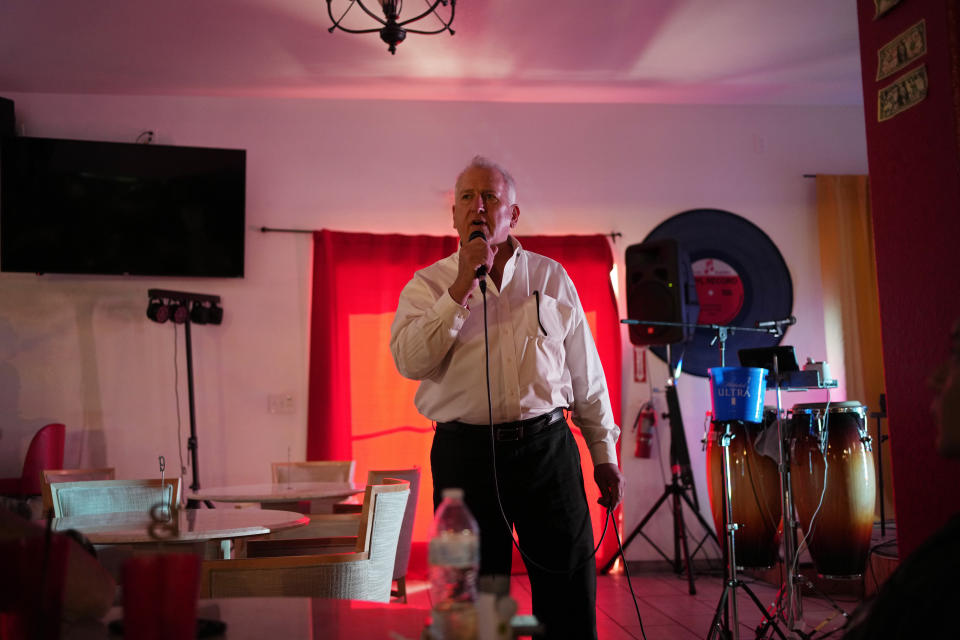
449, 227, 497, 304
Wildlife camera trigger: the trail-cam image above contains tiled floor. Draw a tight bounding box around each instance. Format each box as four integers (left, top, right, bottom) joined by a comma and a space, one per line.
405, 568, 863, 639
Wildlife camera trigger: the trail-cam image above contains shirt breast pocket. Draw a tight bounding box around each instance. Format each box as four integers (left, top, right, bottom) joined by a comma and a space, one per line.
519, 292, 571, 374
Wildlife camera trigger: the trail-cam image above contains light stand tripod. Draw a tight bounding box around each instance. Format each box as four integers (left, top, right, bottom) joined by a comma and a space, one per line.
147, 289, 223, 509
599, 352, 720, 594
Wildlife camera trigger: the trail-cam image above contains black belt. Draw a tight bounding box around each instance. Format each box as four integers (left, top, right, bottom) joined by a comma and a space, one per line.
436, 408, 566, 442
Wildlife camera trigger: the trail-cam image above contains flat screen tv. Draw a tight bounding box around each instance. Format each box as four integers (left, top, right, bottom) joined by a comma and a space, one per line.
0, 136, 245, 277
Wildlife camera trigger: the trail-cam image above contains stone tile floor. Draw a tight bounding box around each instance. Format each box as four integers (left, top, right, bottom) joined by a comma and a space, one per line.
405, 569, 863, 639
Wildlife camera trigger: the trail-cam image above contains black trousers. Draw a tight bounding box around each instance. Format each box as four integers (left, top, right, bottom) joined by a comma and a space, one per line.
431, 420, 597, 640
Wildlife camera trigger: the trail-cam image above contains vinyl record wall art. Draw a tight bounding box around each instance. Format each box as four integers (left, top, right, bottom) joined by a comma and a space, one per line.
643, 209, 794, 378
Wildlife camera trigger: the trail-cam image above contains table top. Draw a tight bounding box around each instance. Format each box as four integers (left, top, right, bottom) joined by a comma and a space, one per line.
64, 597, 541, 639
51, 508, 309, 544
188, 481, 362, 503
64, 598, 427, 640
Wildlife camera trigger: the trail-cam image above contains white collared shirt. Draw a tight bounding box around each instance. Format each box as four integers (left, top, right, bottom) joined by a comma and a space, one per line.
390, 239, 620, 466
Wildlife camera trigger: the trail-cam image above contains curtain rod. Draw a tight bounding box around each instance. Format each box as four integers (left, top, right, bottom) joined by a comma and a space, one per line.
260, 226, 313, 234
260, 226, 623, 242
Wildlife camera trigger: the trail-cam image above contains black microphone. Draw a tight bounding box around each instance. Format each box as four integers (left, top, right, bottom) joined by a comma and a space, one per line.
755, 316, 797, 329
469, 229, 488, 280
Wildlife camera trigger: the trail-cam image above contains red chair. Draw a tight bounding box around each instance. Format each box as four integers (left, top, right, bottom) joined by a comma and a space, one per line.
0, 423, 66, 497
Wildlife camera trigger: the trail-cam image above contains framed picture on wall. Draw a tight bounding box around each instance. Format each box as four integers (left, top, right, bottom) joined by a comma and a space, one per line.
873, 0, 902, 19
876, 20, 926, 81
877, 65, 928, 122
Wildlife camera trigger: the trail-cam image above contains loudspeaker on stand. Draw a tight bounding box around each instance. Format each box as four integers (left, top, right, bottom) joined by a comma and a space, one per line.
625, 237, 699, 346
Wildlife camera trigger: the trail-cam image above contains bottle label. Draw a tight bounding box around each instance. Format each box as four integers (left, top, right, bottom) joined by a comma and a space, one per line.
429, 531, 479, 568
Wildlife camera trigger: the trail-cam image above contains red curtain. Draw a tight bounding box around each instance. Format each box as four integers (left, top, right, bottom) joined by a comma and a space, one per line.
307, 229, 622, 572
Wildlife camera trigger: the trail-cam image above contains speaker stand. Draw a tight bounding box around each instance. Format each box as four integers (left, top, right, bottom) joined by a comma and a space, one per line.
600, 368, 720, 594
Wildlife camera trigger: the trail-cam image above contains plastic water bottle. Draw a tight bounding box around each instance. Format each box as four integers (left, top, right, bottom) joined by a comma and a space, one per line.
428, 487, 480, 640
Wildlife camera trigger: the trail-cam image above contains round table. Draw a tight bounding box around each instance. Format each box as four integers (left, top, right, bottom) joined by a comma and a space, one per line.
51, 508, 308, 558
188, 481, 362, 504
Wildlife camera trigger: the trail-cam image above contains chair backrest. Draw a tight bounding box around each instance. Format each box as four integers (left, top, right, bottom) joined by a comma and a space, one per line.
201, 478, 409, 602
271, 460, 355, 484
365, 468, 420, 581
20, 423, 66, 495
41, 468, 116, 513
49, 478, 181, 518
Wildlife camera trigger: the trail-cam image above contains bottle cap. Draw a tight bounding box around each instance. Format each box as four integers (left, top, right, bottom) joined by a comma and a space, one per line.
441, 487, 464, 500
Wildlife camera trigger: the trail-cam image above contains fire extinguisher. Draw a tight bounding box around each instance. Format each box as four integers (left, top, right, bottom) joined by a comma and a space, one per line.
633, 402, 657, 458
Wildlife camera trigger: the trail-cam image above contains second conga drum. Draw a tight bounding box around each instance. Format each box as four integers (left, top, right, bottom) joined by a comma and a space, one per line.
705, 413, 783, 569
790, 401, 876, 578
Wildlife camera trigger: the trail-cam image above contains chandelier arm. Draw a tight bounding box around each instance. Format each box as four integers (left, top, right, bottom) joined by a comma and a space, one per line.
402, 24, 454, 35
402, 26, 453, 35
396, 0, 453, 28
329, 25, 388, 34
353, 0, 390, 25
326, 0, 387, 32
332, 0, 357, 26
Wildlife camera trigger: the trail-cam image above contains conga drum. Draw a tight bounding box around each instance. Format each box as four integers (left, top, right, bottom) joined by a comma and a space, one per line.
705, 409, 783, 569
790, 401, 875, 578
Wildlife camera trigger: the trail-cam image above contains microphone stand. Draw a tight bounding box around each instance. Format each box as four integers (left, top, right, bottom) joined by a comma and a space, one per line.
621, 318, 787, 367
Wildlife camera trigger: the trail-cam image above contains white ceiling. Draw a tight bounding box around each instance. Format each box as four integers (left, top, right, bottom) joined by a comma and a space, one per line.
0, 0, 864, 105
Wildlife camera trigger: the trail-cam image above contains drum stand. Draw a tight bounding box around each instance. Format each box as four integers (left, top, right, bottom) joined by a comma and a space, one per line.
758, 360, 859, 639
707, 419, 787, 640
770, 358, 805, 634
757, 357, 829, 639
757, 574, 850, 639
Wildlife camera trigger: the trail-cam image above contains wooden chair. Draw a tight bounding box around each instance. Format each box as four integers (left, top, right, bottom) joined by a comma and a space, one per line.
40, 468, 116, 514
253, 510, 363, 547
333, 467, 421, 602
270, 460, 356, 513
200, 479, 409, 602
270, 460, 355, 484
373, 468, 420, 603
48, 478, 181, 518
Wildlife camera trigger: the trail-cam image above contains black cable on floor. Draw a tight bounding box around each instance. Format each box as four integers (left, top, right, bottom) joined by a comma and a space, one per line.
611, 514, 648, 640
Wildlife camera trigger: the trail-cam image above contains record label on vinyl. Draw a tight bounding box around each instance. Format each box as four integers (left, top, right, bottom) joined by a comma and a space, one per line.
692, 258, 744, 325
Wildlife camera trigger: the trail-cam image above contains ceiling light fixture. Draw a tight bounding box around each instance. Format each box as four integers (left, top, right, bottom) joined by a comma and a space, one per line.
326, 0, 456, 55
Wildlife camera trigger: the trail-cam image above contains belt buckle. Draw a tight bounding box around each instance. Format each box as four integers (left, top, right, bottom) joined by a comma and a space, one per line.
495, 425, 523, 441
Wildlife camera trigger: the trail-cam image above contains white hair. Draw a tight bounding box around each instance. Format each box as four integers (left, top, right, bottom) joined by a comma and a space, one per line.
456, 155, 517, 204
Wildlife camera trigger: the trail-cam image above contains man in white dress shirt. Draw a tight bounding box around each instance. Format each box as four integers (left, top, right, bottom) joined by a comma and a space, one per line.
390, 156, 623, 639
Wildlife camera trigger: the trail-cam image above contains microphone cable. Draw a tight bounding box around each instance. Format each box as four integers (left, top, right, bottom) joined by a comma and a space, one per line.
478, 282, 609, 575
478, 276, 647, 638
611, 512, 649, 640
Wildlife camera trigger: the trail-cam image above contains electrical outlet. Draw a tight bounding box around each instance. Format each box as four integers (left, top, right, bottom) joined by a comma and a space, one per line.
267, 393, 295, 415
